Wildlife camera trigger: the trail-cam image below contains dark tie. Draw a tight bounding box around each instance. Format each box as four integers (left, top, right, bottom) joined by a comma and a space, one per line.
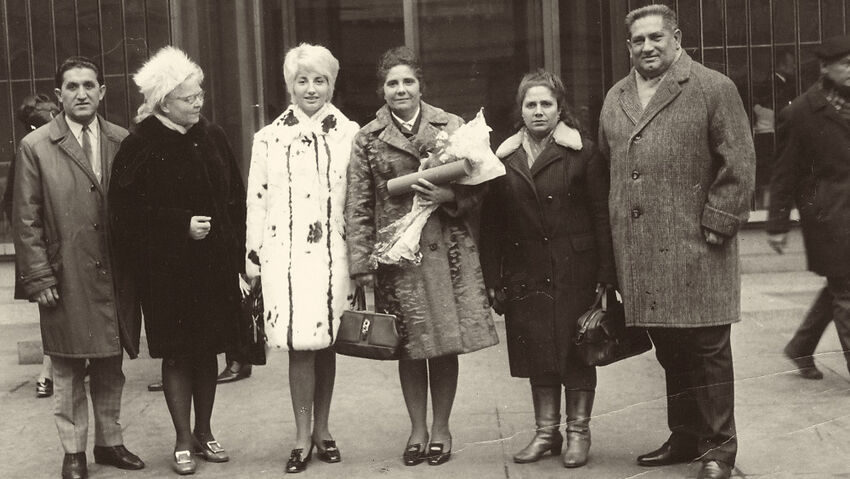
81, 124, 100, 182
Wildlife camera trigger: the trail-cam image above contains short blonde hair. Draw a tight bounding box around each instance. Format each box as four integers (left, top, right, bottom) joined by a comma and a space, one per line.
133, 46, 204, 123
283, 43, 339, 103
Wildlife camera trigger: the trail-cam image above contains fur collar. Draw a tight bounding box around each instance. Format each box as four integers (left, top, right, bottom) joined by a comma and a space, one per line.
495, 122, 582, 159
257, 103, 349, 146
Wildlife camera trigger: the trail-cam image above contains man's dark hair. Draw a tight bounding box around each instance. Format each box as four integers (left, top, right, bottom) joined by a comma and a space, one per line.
625, 4, 679, 37
16, 93, 59, 129
54, 56, 103, 89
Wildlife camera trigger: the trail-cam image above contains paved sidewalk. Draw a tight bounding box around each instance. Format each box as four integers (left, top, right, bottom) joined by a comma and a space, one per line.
1, 262, 849, 478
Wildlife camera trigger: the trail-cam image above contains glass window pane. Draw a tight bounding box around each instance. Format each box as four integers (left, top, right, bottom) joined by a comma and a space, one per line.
703, 47, 726, 74
726, 0, 747, 46
560, 0, 605, 137
678, 0, 701, 50
774, 46, 797, 113
292, 0, 404, 127
77, 0, 101, 60
145, 0, 171, 54
8, 0, 31, 81
54, 0, 78, 62
800, 44, 822, 92
823, 0, 845, 38
702, 0, 724, 48
686, 46, 703, 64
105, 75, 129, 128
751, 45, 773, 210
799, 0, 821, 42
125, 0, 148, 72
417, 0, 532, 144
101, 0, 126, 75
30, 0, 55, 79
773, 0, 796, 45
751, 0, 771, 45
728, 47, 750, 116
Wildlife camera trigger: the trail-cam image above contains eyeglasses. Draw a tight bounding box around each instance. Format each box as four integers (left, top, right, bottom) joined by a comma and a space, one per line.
171, 90, 205, 105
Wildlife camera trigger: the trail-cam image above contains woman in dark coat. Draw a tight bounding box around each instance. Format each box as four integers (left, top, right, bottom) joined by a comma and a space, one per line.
345, 46, 498, 467
109, 46, 245, 475
480, 69, 616, 468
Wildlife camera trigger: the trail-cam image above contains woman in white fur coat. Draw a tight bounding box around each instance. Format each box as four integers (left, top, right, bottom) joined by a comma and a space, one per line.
245, 44, 358, 474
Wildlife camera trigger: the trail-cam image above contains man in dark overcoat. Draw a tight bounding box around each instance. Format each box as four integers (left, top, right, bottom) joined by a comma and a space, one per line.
13, 57, 143, 479
767, 35, 850, 381
598, 5, 755, 479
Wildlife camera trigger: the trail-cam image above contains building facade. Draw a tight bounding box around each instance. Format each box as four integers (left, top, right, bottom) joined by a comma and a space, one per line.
0, 0, 844, 244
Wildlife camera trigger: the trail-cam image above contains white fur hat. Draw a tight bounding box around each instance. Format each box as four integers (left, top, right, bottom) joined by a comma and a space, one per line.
133, 46, 203, 122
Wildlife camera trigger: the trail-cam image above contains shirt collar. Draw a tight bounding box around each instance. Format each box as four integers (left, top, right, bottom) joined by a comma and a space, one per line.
65, 114, 98, 139
391, 105, 421, 131
155, 113, 189, 134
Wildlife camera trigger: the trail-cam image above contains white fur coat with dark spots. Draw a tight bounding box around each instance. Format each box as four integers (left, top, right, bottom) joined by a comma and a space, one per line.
246, 104, 358, 351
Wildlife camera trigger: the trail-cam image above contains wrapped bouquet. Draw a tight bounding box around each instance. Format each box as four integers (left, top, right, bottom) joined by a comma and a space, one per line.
372, 109, 505, 266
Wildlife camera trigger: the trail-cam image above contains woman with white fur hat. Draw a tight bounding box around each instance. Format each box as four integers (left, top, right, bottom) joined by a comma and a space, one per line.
108, 46, 246, 475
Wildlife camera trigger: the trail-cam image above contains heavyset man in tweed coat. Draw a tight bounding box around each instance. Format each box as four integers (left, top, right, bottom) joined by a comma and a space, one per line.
598, 5, 755, 479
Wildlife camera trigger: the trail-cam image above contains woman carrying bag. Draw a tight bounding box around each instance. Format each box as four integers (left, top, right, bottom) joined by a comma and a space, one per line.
480, 69, 616, 468
244, 43, 359, 474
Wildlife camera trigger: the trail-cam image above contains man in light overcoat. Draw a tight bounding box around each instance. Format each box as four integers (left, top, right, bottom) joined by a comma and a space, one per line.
767, 35, 850, 381
13, 56, 143, 479
598, 5, 755, 479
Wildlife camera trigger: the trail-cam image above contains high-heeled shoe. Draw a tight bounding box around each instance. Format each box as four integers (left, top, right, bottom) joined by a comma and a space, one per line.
285, 446, 313, 474
172, 450, 196, 475
403, 443, 426, 466
427, 443, 451, 466
313, 439, 341, 463
194, 439, 229, 463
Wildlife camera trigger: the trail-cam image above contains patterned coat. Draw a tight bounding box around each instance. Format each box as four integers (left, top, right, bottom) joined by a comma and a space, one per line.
480, 127, 615, 385
598, 52, 755, 328
14, 114, 140, 358
345, 102, 498, 360
246, 104, 358, 351
109, 116, 245, 358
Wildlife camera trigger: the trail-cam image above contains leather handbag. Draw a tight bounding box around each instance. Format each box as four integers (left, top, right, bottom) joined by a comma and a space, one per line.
574, 288, 652, 366
335, 286, 402, 360
240, 278, 267, 365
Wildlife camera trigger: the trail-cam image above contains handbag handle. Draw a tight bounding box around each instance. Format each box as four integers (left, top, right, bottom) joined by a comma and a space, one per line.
351, 286, 367, 311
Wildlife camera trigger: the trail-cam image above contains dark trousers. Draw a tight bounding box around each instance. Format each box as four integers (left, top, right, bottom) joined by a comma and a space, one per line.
648, 325, 737, 466
786, 281, 850, 372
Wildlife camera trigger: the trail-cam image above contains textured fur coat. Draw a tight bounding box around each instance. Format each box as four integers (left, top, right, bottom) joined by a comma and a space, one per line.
246, 104, 358, 351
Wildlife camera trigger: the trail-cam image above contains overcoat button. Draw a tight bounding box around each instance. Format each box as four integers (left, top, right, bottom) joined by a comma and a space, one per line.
90, 184, 96, 191
634, 134, 642, 142
631, 208, 642, 219
93, 223, 99, 230
513, 242, 520, 248
632, 170, 640, 180
545, 277, 551, 284
95, 260, 102, 268
429, 243, 438, 251
542, 236, 549, 243
546, 195, 554, 202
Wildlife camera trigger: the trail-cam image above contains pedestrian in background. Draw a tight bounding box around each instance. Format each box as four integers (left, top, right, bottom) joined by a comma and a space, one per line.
109, 46, 245, 475
345, 45, 499, 467
245, 43, 358, 474
480, 69, 616, 468
13, 56, 144, 479
767, 34, 850, 380
598, 5, 755, 479
2, 93, 59, 399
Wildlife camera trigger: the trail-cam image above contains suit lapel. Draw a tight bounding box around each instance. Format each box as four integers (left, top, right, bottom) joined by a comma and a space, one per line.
99, 116, 122, 191
628, 52, 692, 137
530, 143, 563, 178
618, 75, 642, 126
378, 121, 420, 159
53, 115, 103, 194
506, 149, 538, 196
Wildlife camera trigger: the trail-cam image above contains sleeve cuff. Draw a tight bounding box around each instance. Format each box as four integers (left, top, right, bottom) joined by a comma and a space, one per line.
701, 204, 743, 237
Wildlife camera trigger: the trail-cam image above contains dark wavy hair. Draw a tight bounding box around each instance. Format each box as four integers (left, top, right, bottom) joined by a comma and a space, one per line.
17, 93, 59, 130
375, 46, 425, 96
55, 56, 103, 88
514, 69, 582, 133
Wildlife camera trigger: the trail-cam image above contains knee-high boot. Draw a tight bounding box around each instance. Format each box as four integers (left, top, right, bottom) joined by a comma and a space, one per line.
513, 385, 563, 463
563, 389, 594, 468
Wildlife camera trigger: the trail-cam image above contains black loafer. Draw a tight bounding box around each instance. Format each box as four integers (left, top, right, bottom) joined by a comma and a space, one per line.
62, 452, 87, 479
36, 378, 53, 398
637, 441, 698, 467
427, 443, 451, 466
403, 444, 426, 466
93, 445, 145, 470
216, 363, 252, 384
313, 439, 341, 463
286, 447, 313, 473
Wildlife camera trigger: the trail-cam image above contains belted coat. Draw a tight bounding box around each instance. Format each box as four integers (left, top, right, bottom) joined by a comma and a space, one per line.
13, 114, 140, 358
598, 52, 755, 328
480, 127, 615, 384
767, 84, 850, 278
345, 102, 499, 359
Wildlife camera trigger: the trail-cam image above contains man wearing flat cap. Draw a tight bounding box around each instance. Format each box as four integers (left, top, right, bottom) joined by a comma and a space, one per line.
767, 34, 850, 380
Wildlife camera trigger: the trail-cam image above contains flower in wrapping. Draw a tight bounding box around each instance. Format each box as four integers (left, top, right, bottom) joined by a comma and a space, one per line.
371, 108, 506, 266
